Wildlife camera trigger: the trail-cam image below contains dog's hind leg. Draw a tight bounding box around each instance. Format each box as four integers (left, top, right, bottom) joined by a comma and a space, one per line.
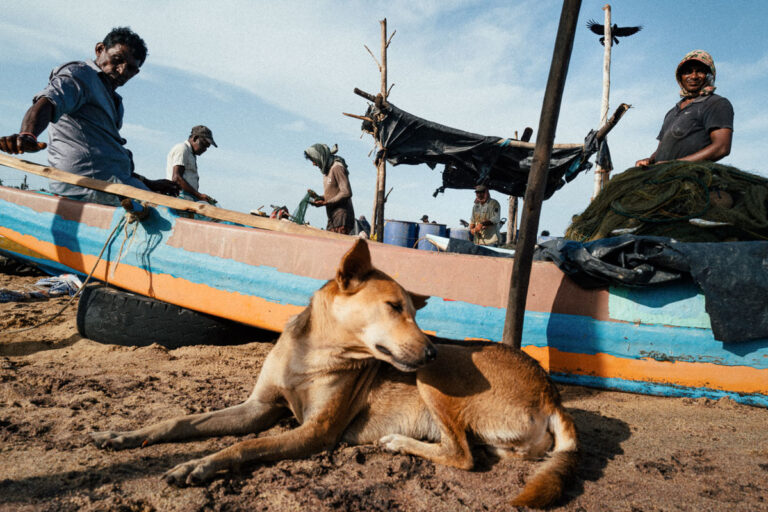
379, 390, 474, 470
91, 397, 286, 450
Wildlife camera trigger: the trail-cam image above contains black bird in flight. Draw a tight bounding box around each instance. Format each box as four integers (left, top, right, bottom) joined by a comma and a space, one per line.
586, 19, 642, 46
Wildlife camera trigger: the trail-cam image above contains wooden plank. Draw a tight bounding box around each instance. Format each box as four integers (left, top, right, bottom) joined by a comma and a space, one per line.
0, 153, 347, 240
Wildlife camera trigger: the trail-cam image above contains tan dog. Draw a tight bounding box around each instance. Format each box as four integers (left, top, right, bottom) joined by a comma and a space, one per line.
91, 239, 578, 509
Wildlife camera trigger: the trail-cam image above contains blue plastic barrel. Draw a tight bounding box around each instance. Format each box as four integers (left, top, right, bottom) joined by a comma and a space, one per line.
449, 227, 471, 241
383, 220, 418, 248
417, 223, 447, 251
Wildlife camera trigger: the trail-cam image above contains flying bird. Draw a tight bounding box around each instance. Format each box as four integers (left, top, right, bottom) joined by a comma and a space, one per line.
586, 19, 642, 46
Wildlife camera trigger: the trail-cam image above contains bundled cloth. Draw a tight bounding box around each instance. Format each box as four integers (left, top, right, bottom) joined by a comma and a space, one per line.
565, 161, 768, 242
0, 274, 82, 303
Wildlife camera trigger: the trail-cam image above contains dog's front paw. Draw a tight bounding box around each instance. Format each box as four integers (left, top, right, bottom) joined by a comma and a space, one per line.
379, 434, 410, 453
163, 457, 216, 487
90, 431, 144, 450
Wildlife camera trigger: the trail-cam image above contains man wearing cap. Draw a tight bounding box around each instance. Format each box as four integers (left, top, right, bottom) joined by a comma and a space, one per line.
165, 125, 217, 204
636, 50, 733, 167
0, 27, 178, 203
469, 185, 501, 246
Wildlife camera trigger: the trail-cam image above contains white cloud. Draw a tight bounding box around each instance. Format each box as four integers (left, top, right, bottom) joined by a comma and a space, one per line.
280, 120, 308, 132
121, 123, 171, 144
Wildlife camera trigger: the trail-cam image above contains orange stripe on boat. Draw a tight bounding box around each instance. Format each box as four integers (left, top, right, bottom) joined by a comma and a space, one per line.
523, 345, 768, 395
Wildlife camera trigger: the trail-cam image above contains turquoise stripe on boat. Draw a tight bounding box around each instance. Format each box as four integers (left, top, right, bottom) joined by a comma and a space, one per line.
551, 373, 768, 408
417, 301, 768, 369
2, 201, 326, 306
609, 282, 711, 329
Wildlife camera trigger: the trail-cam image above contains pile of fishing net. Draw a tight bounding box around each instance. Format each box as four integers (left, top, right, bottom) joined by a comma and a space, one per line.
565, 161, 768, 242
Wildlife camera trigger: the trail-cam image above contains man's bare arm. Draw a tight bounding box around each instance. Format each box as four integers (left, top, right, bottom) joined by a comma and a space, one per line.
0, 98, 53, 154
677, 128, 732, 163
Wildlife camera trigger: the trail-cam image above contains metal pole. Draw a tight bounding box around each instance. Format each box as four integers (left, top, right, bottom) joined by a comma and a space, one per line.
501, 0, 582, 348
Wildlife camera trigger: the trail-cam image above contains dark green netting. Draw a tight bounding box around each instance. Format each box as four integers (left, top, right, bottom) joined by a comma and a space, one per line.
290, 192, 313, 225
565, 161, 768, 242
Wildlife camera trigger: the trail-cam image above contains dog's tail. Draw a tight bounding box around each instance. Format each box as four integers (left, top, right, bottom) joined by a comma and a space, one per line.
510, 409, 579, 509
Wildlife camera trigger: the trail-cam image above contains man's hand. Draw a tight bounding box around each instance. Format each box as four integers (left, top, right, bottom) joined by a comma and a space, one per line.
199, 193, 217, 205
145, 178, 180, 197
312, 198, 326, 207
0, 134, 47, 155
635, 158, 654, 168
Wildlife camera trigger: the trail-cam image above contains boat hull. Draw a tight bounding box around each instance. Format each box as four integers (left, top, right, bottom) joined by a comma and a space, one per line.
1, 186, 766, 407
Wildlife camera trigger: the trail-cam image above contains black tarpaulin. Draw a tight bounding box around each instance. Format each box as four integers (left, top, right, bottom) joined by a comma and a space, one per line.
365, 102, 599, 198
535, 236, 768, 343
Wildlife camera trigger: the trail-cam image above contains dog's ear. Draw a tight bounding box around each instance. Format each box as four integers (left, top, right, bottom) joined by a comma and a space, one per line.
337, 239, 373, 293
408, 291, 430, 310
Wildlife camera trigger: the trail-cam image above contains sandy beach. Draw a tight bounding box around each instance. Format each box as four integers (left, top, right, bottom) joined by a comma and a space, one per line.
1, 268, 767, 511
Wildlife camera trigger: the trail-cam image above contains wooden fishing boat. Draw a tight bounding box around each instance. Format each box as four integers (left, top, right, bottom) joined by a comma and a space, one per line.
2, 184, 766, 408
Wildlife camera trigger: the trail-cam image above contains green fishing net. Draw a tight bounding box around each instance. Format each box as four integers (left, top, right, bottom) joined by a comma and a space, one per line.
290, 192, 313, 225
565, 161, 768, 242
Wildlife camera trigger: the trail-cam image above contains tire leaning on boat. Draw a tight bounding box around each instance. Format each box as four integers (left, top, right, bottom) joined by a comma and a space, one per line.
76, 285, 270, 348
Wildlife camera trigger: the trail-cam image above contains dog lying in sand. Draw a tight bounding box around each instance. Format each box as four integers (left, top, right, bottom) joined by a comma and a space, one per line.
92, 239, 578, 508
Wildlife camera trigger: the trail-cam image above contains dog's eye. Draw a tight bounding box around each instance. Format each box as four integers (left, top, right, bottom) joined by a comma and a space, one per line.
387, 301, 403, 313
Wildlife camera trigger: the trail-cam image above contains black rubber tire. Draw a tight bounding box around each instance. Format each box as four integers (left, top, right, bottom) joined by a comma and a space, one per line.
76, 284, 272, 348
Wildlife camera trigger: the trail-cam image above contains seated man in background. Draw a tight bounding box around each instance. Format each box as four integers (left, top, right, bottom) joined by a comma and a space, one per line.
469, 185, 501, 246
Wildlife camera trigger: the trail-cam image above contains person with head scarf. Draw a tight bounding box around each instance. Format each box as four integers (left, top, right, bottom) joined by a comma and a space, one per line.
636, 50, 733, 167
304, 143, 355, 234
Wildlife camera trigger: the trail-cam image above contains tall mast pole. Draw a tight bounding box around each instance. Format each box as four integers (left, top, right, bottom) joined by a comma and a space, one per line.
592, 4, 612, 199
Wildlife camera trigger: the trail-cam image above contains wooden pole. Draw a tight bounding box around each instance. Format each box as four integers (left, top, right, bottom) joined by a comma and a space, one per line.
0, 154, 347, 240
592, 4, 612, 200
501, 0, 582, 348
509, 125, 530, 242
369, 19, 392, 241
507, 196, 518, 245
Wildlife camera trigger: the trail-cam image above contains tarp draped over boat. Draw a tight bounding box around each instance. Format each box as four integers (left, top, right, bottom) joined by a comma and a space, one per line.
363, 102, 599, 198
535, 235, 768, 343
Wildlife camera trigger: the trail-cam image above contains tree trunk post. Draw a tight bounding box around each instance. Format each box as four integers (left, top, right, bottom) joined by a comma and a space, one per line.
372, 19, 389, 241
507, 196, 518, 245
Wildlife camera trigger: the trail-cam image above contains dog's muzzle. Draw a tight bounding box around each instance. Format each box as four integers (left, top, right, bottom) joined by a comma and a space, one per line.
375, 341, 438, 371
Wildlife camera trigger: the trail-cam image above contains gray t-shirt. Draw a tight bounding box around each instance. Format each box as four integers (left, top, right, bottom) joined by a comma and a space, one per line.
655, 94, 734, 162
34, 59, 147, 201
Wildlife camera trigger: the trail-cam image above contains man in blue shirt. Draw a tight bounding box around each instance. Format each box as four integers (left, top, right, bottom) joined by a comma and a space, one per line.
0, 27, 177, 203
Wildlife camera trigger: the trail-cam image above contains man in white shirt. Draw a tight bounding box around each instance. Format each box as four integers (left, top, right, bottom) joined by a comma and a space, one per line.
166, 125, 217, 203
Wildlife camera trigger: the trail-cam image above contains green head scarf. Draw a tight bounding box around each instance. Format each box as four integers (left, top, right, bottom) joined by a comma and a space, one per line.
304, 143, 347, 175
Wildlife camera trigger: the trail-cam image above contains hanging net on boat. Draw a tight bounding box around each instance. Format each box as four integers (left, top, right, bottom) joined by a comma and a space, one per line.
290, 191, 313, 225
565, 161, 768, 242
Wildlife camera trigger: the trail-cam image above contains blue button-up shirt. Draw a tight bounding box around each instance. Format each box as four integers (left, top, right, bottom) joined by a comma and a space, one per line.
34, 59, 146, 201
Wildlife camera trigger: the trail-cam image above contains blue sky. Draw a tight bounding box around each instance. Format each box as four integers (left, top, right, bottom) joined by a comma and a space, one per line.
1, 1, 766, 235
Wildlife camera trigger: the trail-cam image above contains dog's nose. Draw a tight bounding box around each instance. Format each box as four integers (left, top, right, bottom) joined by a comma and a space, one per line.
424, 343, 437, 362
